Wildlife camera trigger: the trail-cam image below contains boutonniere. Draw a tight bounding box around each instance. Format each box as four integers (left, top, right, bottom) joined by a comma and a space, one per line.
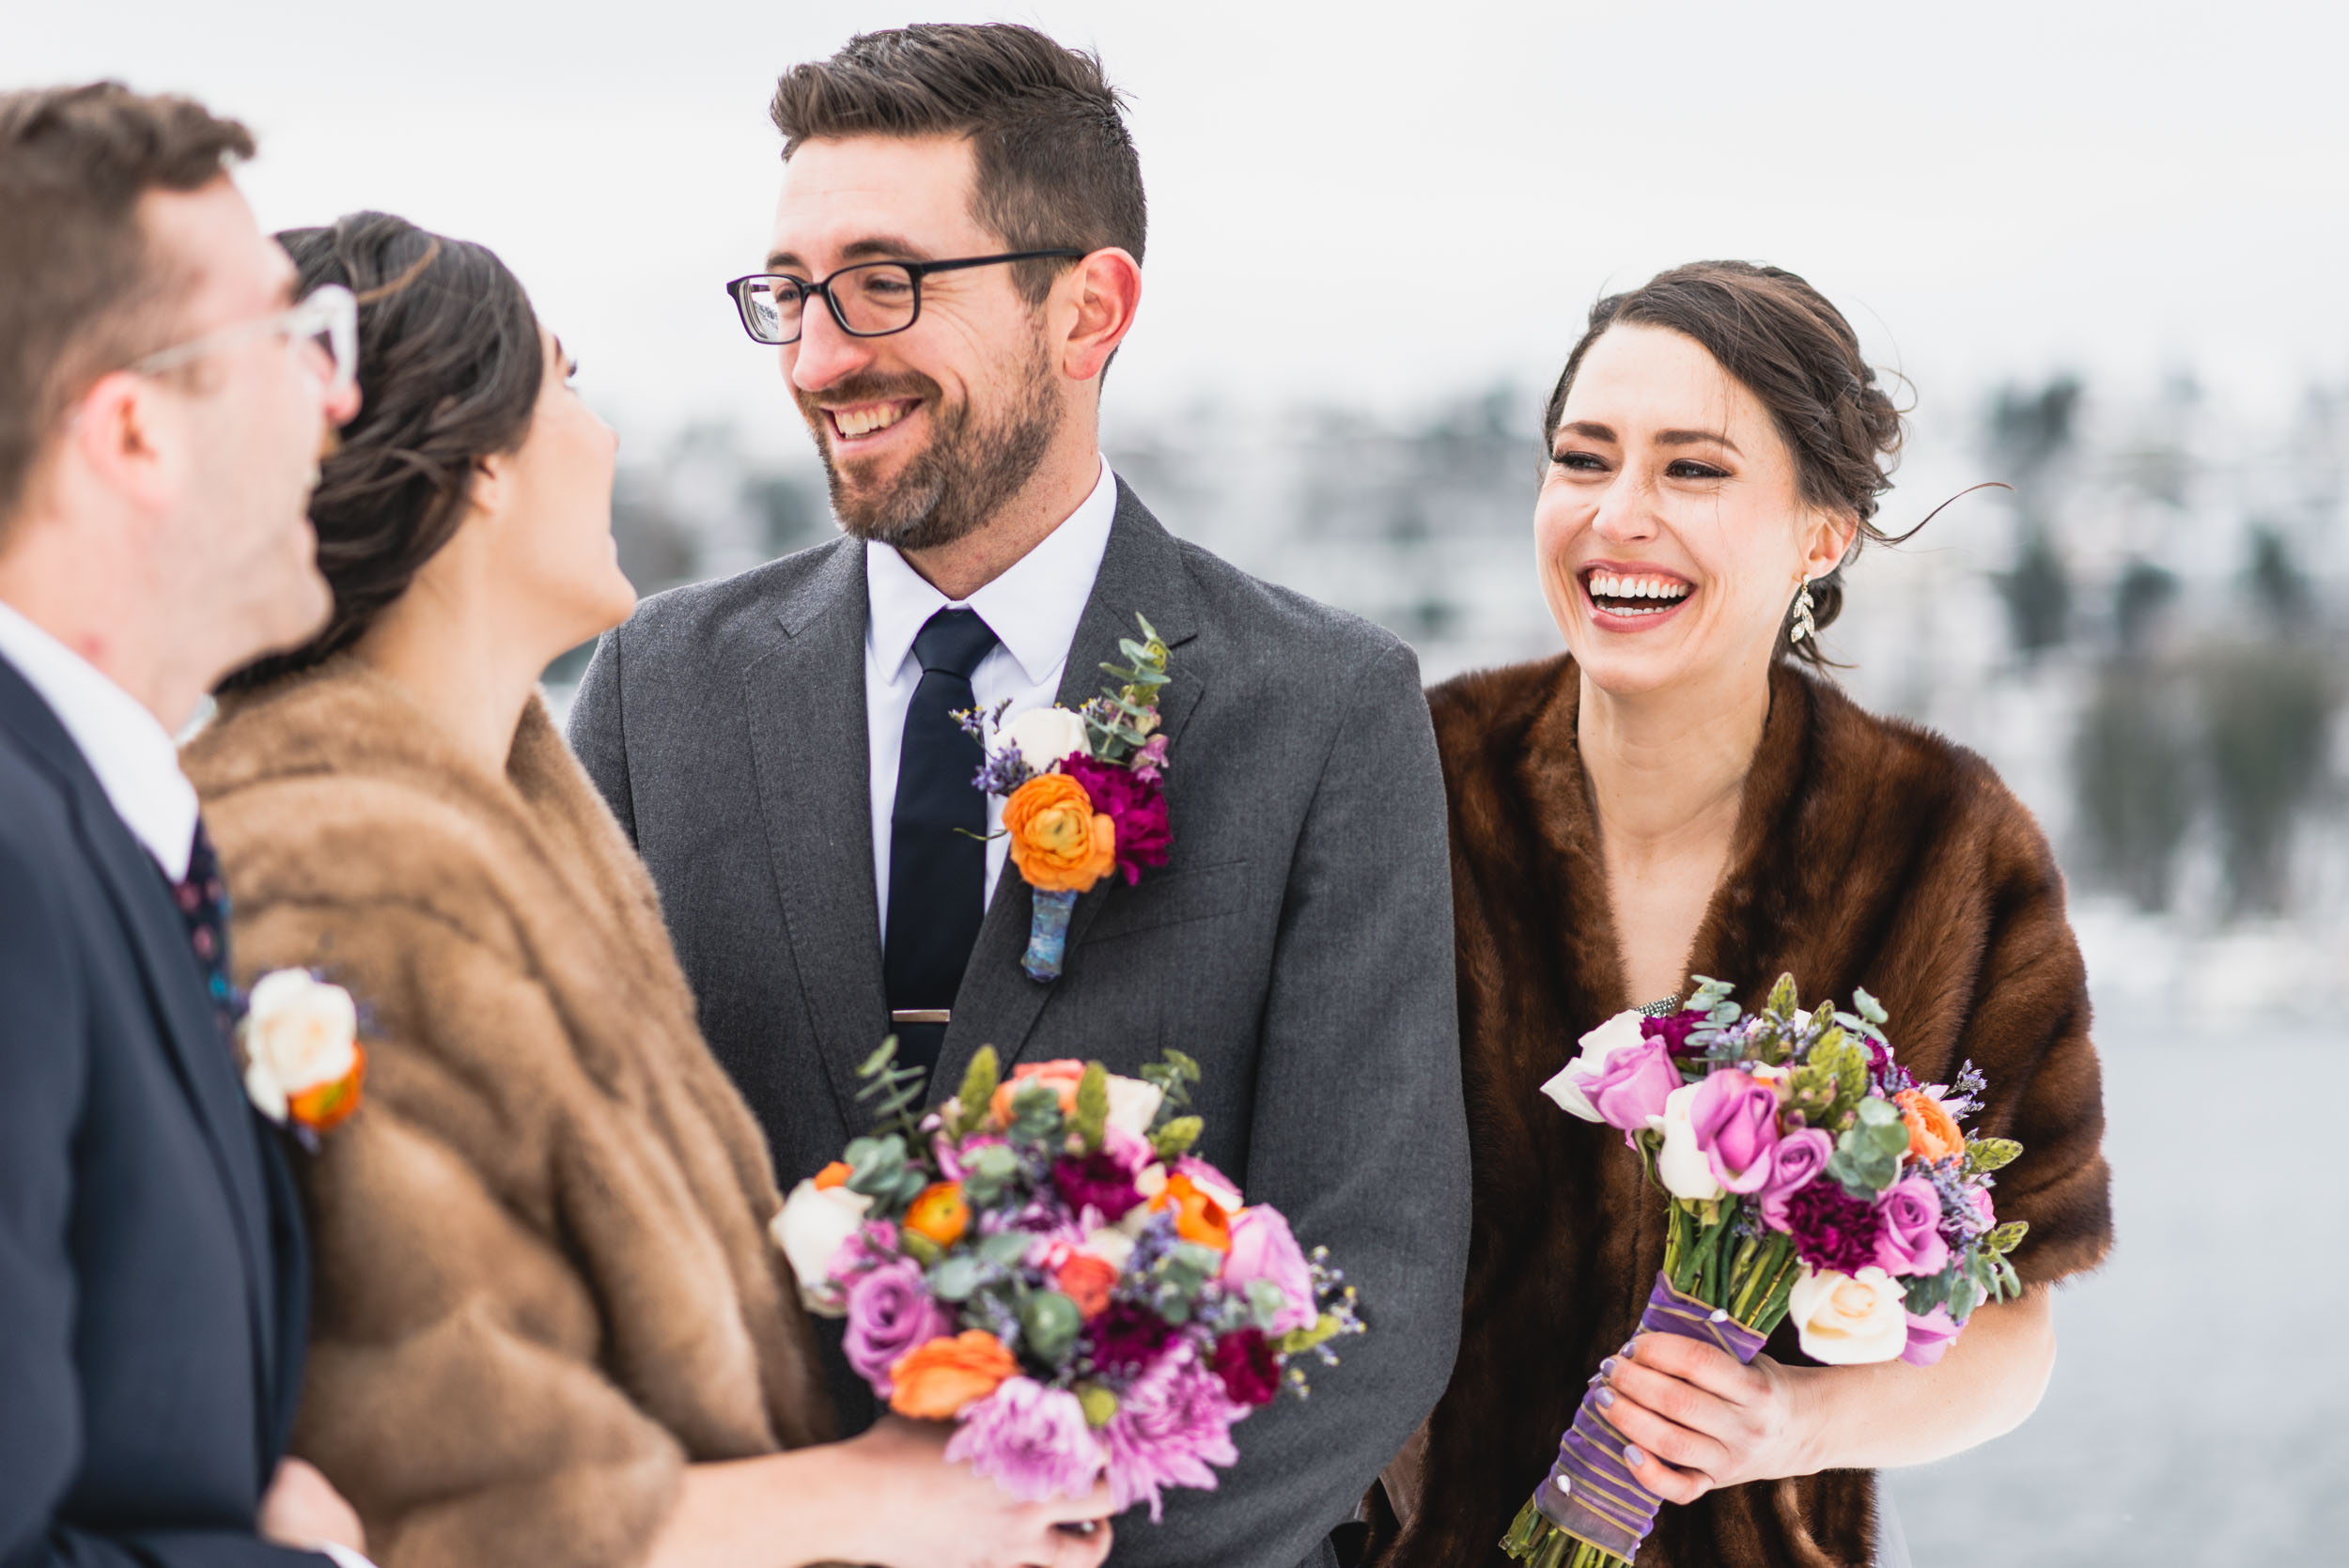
959, 613, 1174, 982
239, 969, 367, 1145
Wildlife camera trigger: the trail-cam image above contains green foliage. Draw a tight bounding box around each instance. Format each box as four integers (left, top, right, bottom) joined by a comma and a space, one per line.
1984, 1219, 2030, 1255
842, 1133, 927, 1212
1086, 613, 1174, 763
961, 1144, 1021, 1209
1149, 1241, 1221, 1324
957, 1047, 1001, 1127
1965, 1138, 2023, 1175
976, 1230, 1033, 1266
1019, 1290, 1082, 1364
1004, 1080, 1066, 1145
1076, 1382, 1119, 1428
1852, 988, 1888, 1028
855, 1034, 930, 1138
1826, 1098, 1910, 1196
900, 1229, 942, 1268
1245, 1278, 1293, 1333
1141, 1048, 1202, 1121
1275, 1312, 1343, 1357
1072, 1063, 1111, 1154
931, 1253, 984, 1302
1150, 1115, 1204, 1160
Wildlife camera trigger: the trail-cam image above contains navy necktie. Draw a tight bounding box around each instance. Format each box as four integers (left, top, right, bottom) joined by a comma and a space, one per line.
884, 607, 1000, 1084
169, 819, 239, 1050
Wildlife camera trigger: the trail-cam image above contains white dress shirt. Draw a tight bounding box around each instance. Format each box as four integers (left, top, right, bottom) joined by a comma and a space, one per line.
0, 598, 198, 880
864, 455, 1118, 936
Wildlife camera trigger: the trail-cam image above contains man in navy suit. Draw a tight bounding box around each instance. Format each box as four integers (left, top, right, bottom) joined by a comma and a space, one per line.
0, 84, 369, 1566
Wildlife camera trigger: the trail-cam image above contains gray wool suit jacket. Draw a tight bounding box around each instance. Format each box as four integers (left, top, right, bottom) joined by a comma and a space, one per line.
568, 482, 1470, 1568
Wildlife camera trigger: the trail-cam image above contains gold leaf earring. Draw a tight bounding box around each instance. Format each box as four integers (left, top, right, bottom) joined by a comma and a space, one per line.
1790, 577, 1818, 644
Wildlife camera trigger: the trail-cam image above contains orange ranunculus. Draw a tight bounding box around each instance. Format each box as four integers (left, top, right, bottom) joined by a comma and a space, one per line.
990, 1059, 1087, 1126
904, 1180, 970, 1247
1003, 774, 1117, 894
814, 1160, 854, 1191
1055, 1251, 1119, 1317
887, 1329, 1018, 1419
1895, 1090, 1964, 1163
1150, 1172, 1232, 1252
288, 1044, 366, 1133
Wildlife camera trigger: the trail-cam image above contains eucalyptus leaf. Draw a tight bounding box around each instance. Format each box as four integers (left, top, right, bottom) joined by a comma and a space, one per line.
1853, 987, 1889, 1027
931, 1254, 984, 1302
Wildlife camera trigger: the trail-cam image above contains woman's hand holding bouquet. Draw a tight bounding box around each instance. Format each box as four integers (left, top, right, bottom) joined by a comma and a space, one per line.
1502, 976, 2030, 1568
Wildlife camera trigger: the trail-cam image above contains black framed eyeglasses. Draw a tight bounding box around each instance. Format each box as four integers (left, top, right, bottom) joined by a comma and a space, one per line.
724, 250, 1084, 345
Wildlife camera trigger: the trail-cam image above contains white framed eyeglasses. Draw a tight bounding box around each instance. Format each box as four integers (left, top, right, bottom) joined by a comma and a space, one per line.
130, 283, 359, 396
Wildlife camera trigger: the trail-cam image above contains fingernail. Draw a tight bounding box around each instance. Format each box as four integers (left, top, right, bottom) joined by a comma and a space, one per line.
1623, 1444, 1646, 1467
1598, 1358, 1617, 1378
1595, 1388, 1615, 1409
1621, 1340, 1638, 1355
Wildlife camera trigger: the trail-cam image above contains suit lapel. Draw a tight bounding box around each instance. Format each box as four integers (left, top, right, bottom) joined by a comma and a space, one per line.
937, 485, 1204, 1094
0, 661, 282, 1455
739, 540, 891, 1127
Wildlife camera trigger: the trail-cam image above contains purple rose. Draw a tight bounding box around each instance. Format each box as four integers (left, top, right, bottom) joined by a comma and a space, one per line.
1586, 1033, 1684, 1134
1065, 755, 1171, 884
945, 1377, 1105, 1502
1689, 1067, 1781, 1193
843, 1258, 955, 1395
1900, 1305, 1961, 1367
1758, 1128, 1835, 1232
1221, 1205, 1315, 1335
1873, 1176, 1952, 1278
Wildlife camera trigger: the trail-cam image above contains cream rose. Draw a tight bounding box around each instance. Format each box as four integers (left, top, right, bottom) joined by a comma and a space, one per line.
1082, 1225, 1137, 1272
1786, 1265, 1910, 1365
1539, 1009, 1647, 1122
1655, 1082, 1726, 1201
1003, 705, 1092, 770
770, 1178, 873, 1317
240, 970, 358, 1124
1104, 1073, 1164, 1138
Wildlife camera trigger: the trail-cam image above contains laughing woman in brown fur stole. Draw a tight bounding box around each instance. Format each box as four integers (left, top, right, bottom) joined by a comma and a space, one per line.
1366, 262, 2113, 1568
185, 214, 1114, 1568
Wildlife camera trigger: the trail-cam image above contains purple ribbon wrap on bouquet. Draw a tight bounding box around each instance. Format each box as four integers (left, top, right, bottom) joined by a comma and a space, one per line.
1020, 886, 1080, 982
1532, 1272, 1769, 1561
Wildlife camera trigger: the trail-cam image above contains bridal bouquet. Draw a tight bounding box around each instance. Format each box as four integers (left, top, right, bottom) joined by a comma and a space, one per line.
1501, 976, 2030, 1568
772, 1040, 1361, 1520
957, 613, 1173, 982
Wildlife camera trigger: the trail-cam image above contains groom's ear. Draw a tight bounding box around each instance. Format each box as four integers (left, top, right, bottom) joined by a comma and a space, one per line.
1055, 247, 1142, 386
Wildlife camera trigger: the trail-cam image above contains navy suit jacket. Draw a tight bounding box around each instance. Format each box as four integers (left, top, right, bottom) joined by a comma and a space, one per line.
0, 657, 326, 1568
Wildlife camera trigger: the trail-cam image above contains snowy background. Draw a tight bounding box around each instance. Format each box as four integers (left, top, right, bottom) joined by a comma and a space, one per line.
15, 1, 2349, 1559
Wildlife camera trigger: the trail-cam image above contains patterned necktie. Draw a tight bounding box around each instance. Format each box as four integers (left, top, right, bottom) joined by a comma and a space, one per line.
171, 819, 239, 1050
884, 607, 1000, 1084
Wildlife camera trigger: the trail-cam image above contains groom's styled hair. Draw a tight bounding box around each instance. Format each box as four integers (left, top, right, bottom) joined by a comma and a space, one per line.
770, 23, 1145, 305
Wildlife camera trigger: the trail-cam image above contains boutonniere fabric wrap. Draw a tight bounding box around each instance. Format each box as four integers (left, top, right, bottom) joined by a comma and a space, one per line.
960, 613, 1174, 982
239, 969, 367, 1139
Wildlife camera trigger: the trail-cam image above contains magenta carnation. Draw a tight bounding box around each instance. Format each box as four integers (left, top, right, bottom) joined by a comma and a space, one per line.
944, 1377, 1105, 1503
843, 1258, 954, 1395
1065, 754, 1171, 885
1210, 1329, 1281, 1406
1053, 1150, 1143, 1222
1781, 1175, 1884, 1276
1641, 1011, 1705, 1055
1089, 1299, 1176, 1374
1100, 1342, 1243, 1521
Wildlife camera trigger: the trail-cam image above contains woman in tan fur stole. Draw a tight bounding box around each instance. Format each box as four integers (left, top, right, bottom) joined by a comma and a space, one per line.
187, 213, 1114, 1568
1368, 263, 2113, 1568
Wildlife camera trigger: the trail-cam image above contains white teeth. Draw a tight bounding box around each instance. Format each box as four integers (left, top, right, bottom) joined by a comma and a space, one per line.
1587, 571, 1692, 609
832, 403, 909, 438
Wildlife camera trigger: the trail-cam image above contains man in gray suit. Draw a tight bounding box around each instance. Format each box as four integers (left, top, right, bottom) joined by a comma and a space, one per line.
569, 23, 1468, 1568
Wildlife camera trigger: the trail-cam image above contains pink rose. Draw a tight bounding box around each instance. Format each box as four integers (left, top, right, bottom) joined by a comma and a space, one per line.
1901, 1304, 1962, 1367
1585, 1033, 1683, 1135
1758, 1127, 1835, 1231
1221, 1205, 1316, 1335
1873, 1175, 1952, 1278
1690, 1067, 1781, 1193
843, 1258, 956, 1395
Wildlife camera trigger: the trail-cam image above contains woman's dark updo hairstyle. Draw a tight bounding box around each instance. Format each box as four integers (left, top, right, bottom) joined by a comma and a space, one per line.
1542, 259, 1906, 666
219, 211, 543, 693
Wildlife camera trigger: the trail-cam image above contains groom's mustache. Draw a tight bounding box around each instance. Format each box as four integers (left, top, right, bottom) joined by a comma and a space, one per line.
797, 370, 947, 429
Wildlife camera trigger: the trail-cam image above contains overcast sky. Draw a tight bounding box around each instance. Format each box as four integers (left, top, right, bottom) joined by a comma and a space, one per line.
13, 0, 2348, 459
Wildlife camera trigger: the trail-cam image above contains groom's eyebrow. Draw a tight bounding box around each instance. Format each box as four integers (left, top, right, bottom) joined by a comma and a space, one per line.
764, 235, 934, 272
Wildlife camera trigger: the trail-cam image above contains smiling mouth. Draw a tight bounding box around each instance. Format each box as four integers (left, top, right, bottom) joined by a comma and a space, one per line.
1583, 568, 1694, 619
823, 399, 920, 442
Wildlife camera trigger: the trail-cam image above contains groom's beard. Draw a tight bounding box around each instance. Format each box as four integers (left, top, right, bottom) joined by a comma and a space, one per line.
801, 342, 1063, 553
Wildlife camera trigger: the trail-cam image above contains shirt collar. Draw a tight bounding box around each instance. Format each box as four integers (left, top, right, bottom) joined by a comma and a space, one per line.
0, 598, 200, 880
866, 455, 1118, 686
